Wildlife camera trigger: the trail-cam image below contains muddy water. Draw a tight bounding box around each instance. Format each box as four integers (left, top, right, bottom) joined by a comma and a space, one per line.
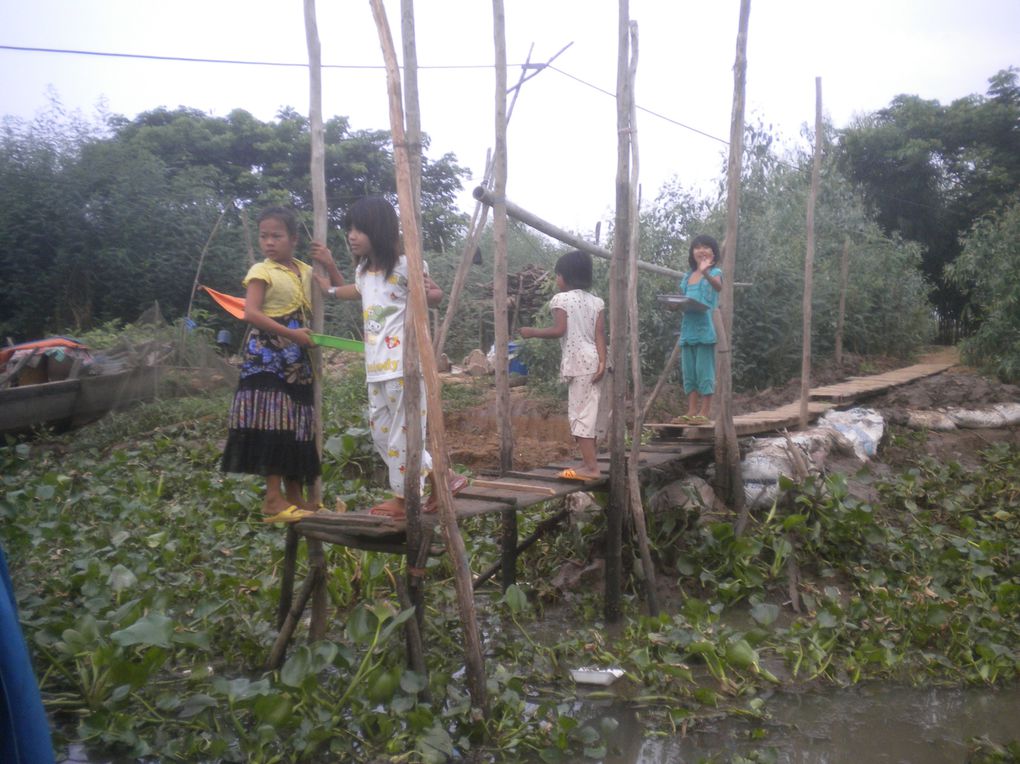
591, 683, 1020, 763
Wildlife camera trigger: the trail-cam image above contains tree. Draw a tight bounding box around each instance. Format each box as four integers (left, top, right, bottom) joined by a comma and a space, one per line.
838, 68, 1020, 338
946, 197, 1020, 382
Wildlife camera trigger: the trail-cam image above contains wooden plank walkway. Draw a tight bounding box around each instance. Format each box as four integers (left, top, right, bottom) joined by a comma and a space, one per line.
292, 442, 712, 548
647, 348, 959, 439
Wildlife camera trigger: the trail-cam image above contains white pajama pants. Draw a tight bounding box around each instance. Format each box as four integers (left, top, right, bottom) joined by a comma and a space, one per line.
367, 377, 432, 496
566, 373, 606, 439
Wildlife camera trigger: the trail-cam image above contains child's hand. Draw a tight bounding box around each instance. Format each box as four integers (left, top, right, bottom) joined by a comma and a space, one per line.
519, 327, 533, 339
291, 327, 315, 348
309, 241, 333, 265
593, 363, 605, 383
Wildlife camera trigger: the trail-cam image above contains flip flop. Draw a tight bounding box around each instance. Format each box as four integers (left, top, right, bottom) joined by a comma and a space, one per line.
262, 505, 314, 524
557, 468, 600, 481
688, 415, 712, 425
425, 472, 470, 513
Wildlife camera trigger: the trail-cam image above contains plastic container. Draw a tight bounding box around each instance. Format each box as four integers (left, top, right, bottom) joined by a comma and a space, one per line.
507, 341, 528, 376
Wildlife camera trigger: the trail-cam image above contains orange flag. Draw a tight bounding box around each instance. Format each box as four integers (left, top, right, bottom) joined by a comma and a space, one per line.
200, 285, 246, 320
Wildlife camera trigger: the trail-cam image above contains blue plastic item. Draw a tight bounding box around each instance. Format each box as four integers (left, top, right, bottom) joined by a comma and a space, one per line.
508, 341, 528, 376
1, 544, 55, 763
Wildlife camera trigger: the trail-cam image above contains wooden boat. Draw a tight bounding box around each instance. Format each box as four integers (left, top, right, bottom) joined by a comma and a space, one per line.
0, 338, 164, 436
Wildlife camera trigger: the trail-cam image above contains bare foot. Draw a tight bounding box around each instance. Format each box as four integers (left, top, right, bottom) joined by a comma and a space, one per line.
262, 496, 294, 516
369, 497, 406, 518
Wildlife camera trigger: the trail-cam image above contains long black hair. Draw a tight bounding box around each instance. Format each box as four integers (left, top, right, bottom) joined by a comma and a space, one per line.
687, 234, 721, 272
344, 196, 402, 277
554, 249, 593, 290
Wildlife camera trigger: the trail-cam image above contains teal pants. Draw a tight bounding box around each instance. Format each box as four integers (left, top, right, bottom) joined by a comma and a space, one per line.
680, 342, 716, 395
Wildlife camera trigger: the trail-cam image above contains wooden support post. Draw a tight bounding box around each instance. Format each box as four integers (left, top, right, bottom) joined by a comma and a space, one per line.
623, 20, 659, 616
835, 238, 850, 368
800, 77, 822, 429
605, 0, 632, 624
307, 539, 327, 641
303, 0, 329, 641
267, 559, 324, 670
500, 511, 518, 591
399, 0, 428, 651
276, 526, 300, 630
474, 508, 570, 589
492, 0, 513, 476
370, 0, 487, 712
714, 0, 750, 519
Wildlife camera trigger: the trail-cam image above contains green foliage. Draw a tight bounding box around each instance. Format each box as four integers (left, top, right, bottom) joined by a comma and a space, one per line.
2, 387, 1019, 760
947, 197, 1020, 382
639, 122, 933, 391
838, 67, 1020, 332
0, 104, 470, 340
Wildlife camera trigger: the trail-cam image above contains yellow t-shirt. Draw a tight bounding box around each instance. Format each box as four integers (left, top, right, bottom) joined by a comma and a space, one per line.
242, 259, 314, 318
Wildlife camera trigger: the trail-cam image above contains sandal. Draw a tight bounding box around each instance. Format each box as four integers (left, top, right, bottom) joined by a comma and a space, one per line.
262, 505, 314, 524
425, 472, 470, 513
557, 468, 600, 481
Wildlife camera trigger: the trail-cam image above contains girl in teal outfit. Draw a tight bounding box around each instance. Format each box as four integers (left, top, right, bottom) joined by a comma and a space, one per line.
678, 234, 723, 424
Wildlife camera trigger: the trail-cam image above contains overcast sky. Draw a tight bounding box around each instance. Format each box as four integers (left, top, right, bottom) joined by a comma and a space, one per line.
2, 1, 1017, 235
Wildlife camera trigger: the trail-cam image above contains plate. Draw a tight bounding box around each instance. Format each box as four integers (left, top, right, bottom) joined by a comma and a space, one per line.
657, 294, 709, 312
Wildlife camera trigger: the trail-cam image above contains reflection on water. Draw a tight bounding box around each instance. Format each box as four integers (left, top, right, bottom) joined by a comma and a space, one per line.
599, 683, 1020, 763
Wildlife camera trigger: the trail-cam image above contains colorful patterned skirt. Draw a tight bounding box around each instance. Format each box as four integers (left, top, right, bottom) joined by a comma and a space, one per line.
221, 311, 320, 483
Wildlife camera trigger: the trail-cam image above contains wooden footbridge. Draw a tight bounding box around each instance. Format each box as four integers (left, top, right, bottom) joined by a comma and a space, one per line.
268, 349, 959, 665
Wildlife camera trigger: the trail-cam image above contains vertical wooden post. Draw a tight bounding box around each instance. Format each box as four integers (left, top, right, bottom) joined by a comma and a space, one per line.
491, 0, 517, 593
399, 0, 429, 674
715, 0, 750, 518
623, 21, 658, 616
369, 0, 487, 713
799, 77, 823, 428
303, 0, 328, 641
605, 0, 632, 624
834, 237, 850, 368
491, 0, 513, 476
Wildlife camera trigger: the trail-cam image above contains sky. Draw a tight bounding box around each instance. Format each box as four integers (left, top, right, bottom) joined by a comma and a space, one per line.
1, 0, 1017, 236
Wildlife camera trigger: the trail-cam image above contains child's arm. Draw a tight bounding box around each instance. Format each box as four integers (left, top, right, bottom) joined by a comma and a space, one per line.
310, 242, 360, 300
699, 260, 723, 292
424, 273, 444, 308
519, 308, 567, 340
244, 279, 314, 347
593, 309, 607, 382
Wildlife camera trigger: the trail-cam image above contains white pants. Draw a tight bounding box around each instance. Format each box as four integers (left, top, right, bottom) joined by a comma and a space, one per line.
567, 373, 606, 439
367, 377, 432, 496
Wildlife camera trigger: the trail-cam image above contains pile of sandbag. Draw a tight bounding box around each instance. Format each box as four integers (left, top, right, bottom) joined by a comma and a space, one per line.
903, 403, 1020, 431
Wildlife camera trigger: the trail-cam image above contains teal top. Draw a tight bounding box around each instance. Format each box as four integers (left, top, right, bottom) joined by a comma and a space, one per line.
678, 267, 722, 345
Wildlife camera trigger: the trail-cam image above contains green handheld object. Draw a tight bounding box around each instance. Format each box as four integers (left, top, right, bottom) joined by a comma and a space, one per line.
310, 333, 365, 353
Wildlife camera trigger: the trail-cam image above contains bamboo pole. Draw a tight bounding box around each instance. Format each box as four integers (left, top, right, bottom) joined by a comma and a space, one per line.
240, 205, 256, 267
399, 0, 428, 674
605, 0, 632, 624
642, 341, 680, 422
185, 208, 226, 320
434, 152, 493, 358
799, 77, 822, 428
434, 44, 563, 358
303, 0, 328, 641
472, 187, 682, 279
369, 0, 487, 712
491, 0, 517, 596
491, 0, 512, 476
623, 20, 658, 616
714, 0, 749, 519
835, 237, 849, 368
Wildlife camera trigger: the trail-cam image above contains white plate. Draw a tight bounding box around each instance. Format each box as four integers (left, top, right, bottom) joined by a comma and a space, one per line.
657, 294, 709, 312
